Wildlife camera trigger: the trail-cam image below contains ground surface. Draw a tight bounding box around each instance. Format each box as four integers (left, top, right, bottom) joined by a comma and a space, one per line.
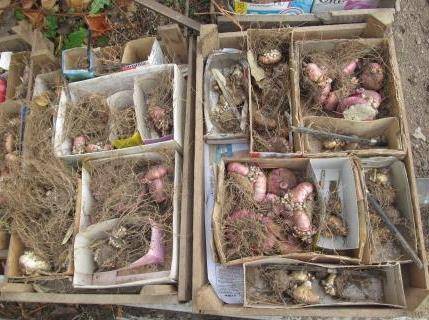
1, 0, 429, 319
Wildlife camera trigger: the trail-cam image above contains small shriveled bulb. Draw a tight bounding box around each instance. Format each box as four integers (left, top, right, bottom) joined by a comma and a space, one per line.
19, 251, 50, 275
258, 49, 282, 65
326, 215, 348, 237
322, 273, 337, 297
292, 280, 320, 304
290, 270, 310, 282
323, 139, 346, 150
375, 172, 389, 185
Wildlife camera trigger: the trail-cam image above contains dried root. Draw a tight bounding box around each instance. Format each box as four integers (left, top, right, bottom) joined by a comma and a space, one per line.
64, 94, 111, 153
3, 157, 78, 274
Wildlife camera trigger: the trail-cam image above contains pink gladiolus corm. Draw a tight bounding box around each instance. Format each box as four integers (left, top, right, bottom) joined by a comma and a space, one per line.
342, 59, 359, 75
227, 162, 249, 176
289, 182, 314, 204
253, 172, 267, 202
129, 225, 165, 268
267, 168, 297, 196
149, 178, 167, 203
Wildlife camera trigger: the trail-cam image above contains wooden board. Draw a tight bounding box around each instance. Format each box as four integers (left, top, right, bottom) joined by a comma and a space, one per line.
134, 0, 201, 32
177, 36, 196, 302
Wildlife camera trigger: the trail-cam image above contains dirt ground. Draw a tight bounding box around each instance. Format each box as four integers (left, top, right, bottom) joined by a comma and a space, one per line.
393, 0, 429, 256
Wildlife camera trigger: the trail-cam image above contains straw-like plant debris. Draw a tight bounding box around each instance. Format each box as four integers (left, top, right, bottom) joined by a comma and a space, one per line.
219, 163, 319, 262
2, 157, 78, 274
300, 41, 391, 121
64, 94, 111, 154
110, 107, 136, 140
320, 182, 348, 238
246, 264, 385, 306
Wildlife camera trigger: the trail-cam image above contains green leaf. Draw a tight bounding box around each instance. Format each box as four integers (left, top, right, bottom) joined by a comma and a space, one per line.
63, 27, 88, 50
89, 0, 111, 14
14, 8, 25, 20
95, 35, 109, 47
44, 15, 58, 39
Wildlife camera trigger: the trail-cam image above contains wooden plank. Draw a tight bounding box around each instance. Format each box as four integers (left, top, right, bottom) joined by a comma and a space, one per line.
0, 249, 8, 259
0, 292, 179, 305
177, 36, 196, 303
11, 20, 33, 45
31, 30, 58, 67
198, 24, 219, 59
134, 0, 201, 32
140, 285, 177, 296
158, 24, 188, 64
0, 283, 34, 293
0, 35, 30, 52
191, 43, 207, 306
6, 232, 24, 277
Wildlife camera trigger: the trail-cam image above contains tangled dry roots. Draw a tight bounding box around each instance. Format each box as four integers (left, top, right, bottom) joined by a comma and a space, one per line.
88, 155, 174, 224
3, 158, 77, 272
23, 105, 56, 159
110, 107, 136, 139
64, 94, 110, 145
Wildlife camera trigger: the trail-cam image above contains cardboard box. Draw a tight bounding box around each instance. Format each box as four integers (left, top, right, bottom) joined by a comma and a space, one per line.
213, 0, 399, 32
193, 23, 429, 318
134, 64, 185, 151
244, 258, 406, 308
311, 0, 380, 13
233, 0, 313, 15
203, 49, 250, 143
54, 65, 184, 163
74, 150, 182, 288
291, 37, 407, 158
121, 37, 165, 66
212, 157, 363, 266
246, 28, 299, 157
301, 116, 404, 157
359, 157, 418, 264
62, 38, 165, 81
62, 47, 96, 82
